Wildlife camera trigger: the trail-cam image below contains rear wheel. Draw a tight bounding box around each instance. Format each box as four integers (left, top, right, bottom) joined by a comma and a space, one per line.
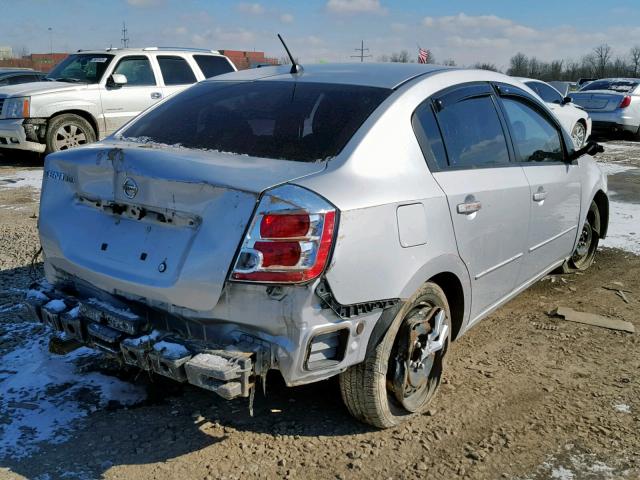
45, 114, 96, 154
339, 282, 451, 428
571, 121, 587, 148
559, 200, 601, 273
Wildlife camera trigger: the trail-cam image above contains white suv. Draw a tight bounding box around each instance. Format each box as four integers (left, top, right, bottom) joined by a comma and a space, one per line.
0, 47, 236, 154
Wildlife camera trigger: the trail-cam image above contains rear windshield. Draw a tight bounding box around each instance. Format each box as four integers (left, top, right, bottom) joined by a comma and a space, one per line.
580, 79, 639, 93
120, 81, 391, 162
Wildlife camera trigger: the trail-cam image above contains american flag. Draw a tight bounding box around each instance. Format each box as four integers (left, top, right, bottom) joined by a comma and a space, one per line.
418, 47, 429, 64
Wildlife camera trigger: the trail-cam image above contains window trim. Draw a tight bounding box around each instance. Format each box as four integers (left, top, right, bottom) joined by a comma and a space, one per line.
157, 55, 198, 86
414, 81, 517, 172
492, 82, 570, 165
109, 55, 157, 88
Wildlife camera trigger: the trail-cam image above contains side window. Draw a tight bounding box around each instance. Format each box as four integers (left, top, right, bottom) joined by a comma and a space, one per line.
436, 95, 510, 168
112, 56, 156, 86
501, 98, 564, 163
535, 83, 563, 104
158, 56, 197, 85
412, 102, 449, 169
193, 55, 234, 78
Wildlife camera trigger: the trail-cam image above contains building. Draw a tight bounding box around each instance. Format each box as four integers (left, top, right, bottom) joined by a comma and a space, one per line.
219, 50, 278, 70
0, 46, 13, 60
0, 53, 68, 72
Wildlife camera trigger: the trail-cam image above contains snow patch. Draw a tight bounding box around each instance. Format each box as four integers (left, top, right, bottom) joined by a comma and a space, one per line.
600, 199, 640, 254
123, 329, 161, 347
87, 298, 139, 319
614, 403, 631, 413
597, 161, 637, 176
43, 299, 67, 313
153, 340, 190, 359
27, 289, 49, 301
0, 170, 43, 190
0, 321, 147, 459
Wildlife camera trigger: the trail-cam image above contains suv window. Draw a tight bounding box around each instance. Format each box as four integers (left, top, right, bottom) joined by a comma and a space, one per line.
46, 53, 114, 84
502, 98, 564, 163
121, 81, 391, 162
436, 95, 510, 168
526, 81, 563, 104
8, 74, 41, 85
157, 56, 197, 85
412, 102, 448, 170
194, 55, 234, 78
112, 56, 156, 86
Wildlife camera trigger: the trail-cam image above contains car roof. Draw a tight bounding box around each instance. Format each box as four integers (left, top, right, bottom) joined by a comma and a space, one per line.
75, 47, 223, 56
207, 62, 453, 90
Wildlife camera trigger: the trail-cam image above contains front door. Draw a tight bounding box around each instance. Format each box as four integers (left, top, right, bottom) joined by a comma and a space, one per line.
426, 84, 531, 322
497, 95, 582, 284
99, 55, 163, 136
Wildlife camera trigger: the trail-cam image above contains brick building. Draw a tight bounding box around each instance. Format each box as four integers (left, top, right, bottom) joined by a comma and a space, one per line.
0, 53, 68, 72
219, 50, 278, 70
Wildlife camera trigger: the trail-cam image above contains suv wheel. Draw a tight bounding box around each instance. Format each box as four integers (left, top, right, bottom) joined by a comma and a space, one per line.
339, 282, 451, 428
45, 114, 96, 154
559, 199, 601, 273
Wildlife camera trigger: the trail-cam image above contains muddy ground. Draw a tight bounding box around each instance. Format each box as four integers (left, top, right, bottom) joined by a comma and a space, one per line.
0, 143, 638, 480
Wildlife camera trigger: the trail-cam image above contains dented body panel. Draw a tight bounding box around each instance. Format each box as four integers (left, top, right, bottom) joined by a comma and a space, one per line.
36, 64, 608, 398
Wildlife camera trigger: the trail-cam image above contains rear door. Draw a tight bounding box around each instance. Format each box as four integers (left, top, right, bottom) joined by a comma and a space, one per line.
495, 86, 581, 283
423, 84, 531, 321
156, 55, 199, 99
99, 55, 163, 135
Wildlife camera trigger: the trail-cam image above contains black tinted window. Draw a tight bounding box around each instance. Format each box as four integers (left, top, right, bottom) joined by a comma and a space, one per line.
122, 81, 390, 162
436, 95, 509, 168
158, 56, 197, 85
527, 82, 563, 103
412, 103, 448, 169
8, 74, 40, 85
502, 98, 563, 163
580, 79, 639, 93
113, 56, 156, 86
194, 55, 234, 78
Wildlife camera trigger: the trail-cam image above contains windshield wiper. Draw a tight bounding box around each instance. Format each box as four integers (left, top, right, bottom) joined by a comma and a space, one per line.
53, 77, 86, 83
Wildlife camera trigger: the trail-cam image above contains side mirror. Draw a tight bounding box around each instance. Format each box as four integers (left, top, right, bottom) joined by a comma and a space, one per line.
108, 73, 128, 87
569, 140, 604, 161
562, 96, 573, 105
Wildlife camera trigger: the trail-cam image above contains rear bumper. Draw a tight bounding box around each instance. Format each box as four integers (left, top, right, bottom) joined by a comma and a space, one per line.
26, 278, 383, 390
587, 111, 639, 134
0, 119, 46, 153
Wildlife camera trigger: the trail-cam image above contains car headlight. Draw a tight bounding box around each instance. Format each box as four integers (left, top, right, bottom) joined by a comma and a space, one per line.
2, 97, 30, 119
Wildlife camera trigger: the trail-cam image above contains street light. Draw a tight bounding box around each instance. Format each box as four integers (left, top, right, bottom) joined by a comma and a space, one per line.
48, 27, 53, 67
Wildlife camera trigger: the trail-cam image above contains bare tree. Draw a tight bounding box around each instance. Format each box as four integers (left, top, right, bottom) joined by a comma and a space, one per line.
592, 44, 613, 77
473, 62, 499, 72
630, 46, 640, 77
389, 50, 411, 63
507, 52, 529, 77
440, 58, 456, 67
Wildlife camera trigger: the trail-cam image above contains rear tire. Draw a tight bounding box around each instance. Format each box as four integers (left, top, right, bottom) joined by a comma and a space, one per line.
339, 282, 451, 428
45, 114, 96, 154
558, 200, 600, 273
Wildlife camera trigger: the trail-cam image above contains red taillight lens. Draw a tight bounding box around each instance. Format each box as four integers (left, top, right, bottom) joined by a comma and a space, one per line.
254, 241, 301, 267
619, 96, 631, 108
260, 214, 310, 238
231, 186, 337, 284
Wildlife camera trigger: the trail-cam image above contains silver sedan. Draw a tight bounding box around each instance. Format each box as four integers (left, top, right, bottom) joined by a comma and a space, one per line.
31, 63, 608, 428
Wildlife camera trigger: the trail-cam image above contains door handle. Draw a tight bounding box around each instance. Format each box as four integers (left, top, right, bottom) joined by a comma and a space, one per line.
457, 201, 482, 215
150, 92, 162, 99
533, 190, 547, 202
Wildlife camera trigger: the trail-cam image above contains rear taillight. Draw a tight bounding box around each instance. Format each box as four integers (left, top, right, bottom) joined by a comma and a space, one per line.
619, 96, 631, 108
231, 185, 337, 284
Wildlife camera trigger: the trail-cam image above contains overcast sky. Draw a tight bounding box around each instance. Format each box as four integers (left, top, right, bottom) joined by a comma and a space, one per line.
2, 0, 640, 69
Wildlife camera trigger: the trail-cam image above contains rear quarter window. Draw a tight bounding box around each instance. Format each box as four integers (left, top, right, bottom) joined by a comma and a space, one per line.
193, 55, 234, 78
157, 56, 197, 85
121, 81, 391, 162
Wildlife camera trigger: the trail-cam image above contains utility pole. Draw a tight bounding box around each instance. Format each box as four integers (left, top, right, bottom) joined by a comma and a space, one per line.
121, 22, 129, 48
48, 27, 53, 64
351, 40, 371, 62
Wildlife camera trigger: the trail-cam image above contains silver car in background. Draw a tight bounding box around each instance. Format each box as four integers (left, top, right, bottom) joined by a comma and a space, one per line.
570, 78, 640, 138
29, 63, 608, 428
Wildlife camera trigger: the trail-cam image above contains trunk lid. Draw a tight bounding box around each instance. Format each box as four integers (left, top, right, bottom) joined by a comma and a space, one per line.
39, 142, 325, 312
570, 90, 625, 112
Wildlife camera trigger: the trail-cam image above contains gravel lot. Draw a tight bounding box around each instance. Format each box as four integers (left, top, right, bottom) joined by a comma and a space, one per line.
0, 143, 638, 480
